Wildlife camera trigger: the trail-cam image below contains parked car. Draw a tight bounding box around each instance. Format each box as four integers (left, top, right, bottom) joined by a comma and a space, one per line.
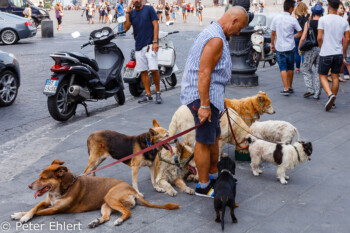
0, 0, 50, 27
0, 12, 36, 45
0, 50, 20, 106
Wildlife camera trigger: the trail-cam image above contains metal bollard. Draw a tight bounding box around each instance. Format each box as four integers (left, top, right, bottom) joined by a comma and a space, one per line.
41, 19, 54, 38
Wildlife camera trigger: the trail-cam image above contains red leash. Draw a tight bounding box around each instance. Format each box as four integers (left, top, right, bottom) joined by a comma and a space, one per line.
225, 106, 247, 149
82, 122, 203, 176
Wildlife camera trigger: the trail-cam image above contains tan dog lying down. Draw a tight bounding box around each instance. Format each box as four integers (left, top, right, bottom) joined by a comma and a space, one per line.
11, 160, 179, 227
225, 91, 275, 127
154, 141, 197, 196
168, 105, 251, 156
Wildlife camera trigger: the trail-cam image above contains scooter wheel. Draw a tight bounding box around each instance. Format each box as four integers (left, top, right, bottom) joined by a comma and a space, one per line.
129, 83, 143, 97
165, 73, 177, 87
269, 58, 276, 66
115, 89, 125, 105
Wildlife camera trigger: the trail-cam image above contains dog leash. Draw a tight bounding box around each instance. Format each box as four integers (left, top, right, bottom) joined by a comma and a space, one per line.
225, 106, 248, 149
81, 122, 204, 176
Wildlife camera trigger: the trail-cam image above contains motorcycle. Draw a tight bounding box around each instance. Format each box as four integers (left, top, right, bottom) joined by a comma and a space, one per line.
251, 26, 276, 68
123, 30, 179, 97
43, 27, 126, 121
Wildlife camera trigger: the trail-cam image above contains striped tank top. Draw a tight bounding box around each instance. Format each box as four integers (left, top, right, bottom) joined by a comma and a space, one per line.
180, 21, 232, 112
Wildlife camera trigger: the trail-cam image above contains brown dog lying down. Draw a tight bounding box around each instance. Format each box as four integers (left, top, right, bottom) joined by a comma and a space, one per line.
11, 160, 179, 227
225, 91, 275, 127
83, 119, 172, 196
153, 141, 198, 196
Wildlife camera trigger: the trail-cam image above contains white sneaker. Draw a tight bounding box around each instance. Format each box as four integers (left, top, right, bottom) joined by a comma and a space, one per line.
344, 75, 350, 80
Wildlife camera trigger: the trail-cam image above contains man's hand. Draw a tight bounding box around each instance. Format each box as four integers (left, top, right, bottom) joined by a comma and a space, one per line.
271, 44, 276, 52
198, 108, 211, 124
344, 56, 349, 65
127, 2, 134, 12
152, 43, 159, 52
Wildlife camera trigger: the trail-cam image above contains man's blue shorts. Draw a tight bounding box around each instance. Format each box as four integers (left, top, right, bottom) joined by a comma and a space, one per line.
276, 50, 295, 72
187, 99, 221, 145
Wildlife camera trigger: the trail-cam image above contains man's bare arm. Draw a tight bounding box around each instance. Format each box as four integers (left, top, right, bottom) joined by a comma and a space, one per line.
317, 29, 323, 49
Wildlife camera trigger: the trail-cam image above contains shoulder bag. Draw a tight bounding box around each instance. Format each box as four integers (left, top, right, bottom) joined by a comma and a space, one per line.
299, 21, 317, 52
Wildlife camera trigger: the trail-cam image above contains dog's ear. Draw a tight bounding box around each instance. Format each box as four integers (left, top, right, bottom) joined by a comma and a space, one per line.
258, 95, 265, 105
51, 159, 64, 165
55, 166, 68, 177
303, 142, 313, 156
149, 128, 158, 136
258, 91, 266, 95
152, 119, 160, 128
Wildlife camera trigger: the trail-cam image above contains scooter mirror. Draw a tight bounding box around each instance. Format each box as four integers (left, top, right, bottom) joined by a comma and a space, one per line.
71, 31, 81, 38
166, 21, 174, 26
117, 16, 126, 23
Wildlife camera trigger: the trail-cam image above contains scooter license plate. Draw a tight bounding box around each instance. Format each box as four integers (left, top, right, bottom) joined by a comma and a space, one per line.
43, 79, 58, 94
123, 68, 134, 78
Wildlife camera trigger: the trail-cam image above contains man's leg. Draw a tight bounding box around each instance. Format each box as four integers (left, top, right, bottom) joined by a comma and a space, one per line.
194, 142, 210, 184
140, 71, 151, 96
150, 70, 160, 92
319, 74, 332, 96
287, 70, 294, 89
331, 73, 339, 96
281, 71, 289, 91
209, 136, 220, 175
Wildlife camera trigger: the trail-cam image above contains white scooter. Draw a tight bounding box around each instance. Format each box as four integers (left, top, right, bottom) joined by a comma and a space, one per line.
251, 26, 276, 68
123, 28, 179, 97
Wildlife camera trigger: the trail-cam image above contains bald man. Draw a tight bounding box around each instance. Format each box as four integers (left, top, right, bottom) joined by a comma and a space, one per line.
180, 7, 248, 198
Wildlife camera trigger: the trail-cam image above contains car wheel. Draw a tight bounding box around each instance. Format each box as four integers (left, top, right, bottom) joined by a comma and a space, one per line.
0, 70, 19, 107
1, 29, 18, 45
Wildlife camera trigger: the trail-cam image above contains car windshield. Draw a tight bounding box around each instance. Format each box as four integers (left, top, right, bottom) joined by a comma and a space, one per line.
250, 15, 267, 27
11, 0, 25, 8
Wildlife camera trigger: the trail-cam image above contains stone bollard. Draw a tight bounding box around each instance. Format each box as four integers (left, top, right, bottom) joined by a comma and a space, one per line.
41, 19, 54, 38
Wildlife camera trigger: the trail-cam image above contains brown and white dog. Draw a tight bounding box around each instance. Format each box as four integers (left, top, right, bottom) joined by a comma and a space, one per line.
11, 160, 179, 227
168, 105, 251, 157
225, 91, 275, 127
153, 141, 197, 196
83, 120, 172, 196
246, 136, 313, 184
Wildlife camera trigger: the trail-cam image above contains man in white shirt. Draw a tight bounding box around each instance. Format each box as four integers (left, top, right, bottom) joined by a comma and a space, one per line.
317, 0, 350, 111
271, 0, 302, 96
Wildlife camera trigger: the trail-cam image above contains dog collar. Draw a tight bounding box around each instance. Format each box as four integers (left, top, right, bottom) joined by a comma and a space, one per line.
174, 155, 180, 167
254, 108, 260, 120
146, 138, 158, 153
220, 169, 234, 178
293, 146, 300, 162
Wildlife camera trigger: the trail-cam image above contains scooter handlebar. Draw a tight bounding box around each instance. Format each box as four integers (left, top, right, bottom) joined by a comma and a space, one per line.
81, 41, 91, 49
116, 30, 126, 35
168, 31, 179, 35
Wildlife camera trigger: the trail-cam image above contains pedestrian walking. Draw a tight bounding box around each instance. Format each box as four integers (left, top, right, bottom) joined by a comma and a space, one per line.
337, 2, 347, 82
294, 2, 309, 73
299, 3, 323, 99
171, 1, 177, 22
55, 2, 63, 31
197, 0, 203, 26
105, 2, 112, 23
98, 0, 106, 23
180, 7, 248, 198
165, 2, 170, 22
182, 0, 187, 23
156, 0, 164, 23
88, 4, 95, 24
82, 3, 89, 21
344, 15, 350, 80
259, 0, 265, 13
124, 0, 163, 104
23, 3, 32, 18
271, 0, 302, 96
115, 0, 126, 35
317, 0, 350, 111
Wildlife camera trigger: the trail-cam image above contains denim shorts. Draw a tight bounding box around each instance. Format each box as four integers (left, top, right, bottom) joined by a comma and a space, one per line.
187, 99, 221, 145
318, 55, 343, 75
276, 50, 295, 71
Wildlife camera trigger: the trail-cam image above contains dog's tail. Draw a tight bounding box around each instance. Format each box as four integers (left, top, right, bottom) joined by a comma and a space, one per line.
221, 195, 227, 231
294, 128, 301, 142
136, 195, 180, 210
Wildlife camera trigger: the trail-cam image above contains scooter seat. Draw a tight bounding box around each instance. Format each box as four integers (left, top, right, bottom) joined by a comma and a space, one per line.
65, 52, 99, 71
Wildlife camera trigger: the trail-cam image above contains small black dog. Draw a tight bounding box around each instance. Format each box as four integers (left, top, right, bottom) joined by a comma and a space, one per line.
214, 156, 238, 231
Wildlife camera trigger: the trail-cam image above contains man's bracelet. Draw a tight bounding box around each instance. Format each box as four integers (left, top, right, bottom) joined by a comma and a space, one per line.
200, 105, 210, 109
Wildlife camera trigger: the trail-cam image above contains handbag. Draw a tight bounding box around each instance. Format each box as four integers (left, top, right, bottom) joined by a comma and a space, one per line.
299, 21, 317, 52
59, 12, 64, 17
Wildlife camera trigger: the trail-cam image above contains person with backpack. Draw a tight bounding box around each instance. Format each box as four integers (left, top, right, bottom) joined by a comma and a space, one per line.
298, 3, 323, 99
294, 2, 309, 73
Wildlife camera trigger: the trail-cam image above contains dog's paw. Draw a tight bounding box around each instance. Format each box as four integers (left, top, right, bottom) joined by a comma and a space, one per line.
280, 179, 288, 184
285, 176, 290, 180
20, 214, 31, 223
215, 217, 221, 222
88, 219, 100, 228
11, 212, 25, 220
114, 218, 123, 226
252, 170, 260, 176
166, 189, 178, 197
137, 191, 144, 197
232, 217, 238, 223
184, 187, 195, 195
154, 186, 166, 193
257, 169, 263, 174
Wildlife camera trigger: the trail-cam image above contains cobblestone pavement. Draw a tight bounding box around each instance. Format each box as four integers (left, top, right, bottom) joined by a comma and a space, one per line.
1, 7, 350, 233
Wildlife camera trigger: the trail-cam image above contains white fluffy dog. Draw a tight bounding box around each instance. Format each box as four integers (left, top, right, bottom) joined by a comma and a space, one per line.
246, 136, 312, 184
250, 120, 300, 144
